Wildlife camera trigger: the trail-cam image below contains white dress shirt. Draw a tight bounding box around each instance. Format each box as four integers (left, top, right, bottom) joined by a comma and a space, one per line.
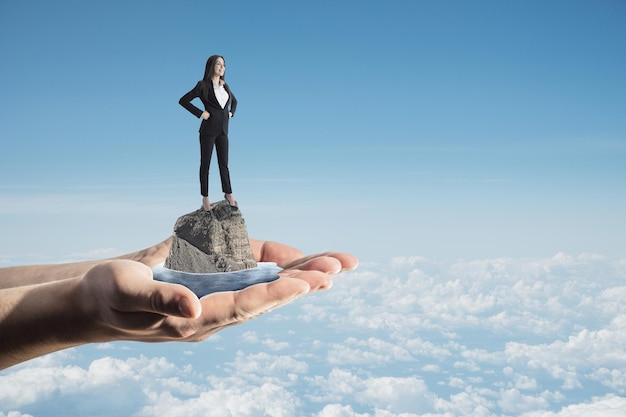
213, 81, 229, 109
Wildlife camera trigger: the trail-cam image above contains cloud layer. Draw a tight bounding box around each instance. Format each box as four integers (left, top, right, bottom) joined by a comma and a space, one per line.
1, 252, 625, 416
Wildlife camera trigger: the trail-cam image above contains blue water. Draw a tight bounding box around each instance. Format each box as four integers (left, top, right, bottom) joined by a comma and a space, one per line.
151, 262, 281, 297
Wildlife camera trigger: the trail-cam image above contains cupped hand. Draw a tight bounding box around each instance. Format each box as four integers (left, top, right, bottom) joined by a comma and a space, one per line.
79, 239, 358, 343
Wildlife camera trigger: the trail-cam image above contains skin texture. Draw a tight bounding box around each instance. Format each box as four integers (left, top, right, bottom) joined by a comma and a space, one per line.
0, 238, 358, 370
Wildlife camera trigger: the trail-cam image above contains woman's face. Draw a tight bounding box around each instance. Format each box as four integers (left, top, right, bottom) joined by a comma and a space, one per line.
214, 57, 225, 77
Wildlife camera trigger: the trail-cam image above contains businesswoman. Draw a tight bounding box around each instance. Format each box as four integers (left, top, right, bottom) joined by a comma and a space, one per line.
179, 55, 238, 212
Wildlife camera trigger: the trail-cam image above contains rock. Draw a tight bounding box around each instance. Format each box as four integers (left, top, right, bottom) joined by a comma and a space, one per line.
164, 200, 257, 273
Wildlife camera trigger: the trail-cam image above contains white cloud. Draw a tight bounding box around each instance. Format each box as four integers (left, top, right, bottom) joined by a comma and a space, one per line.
502, 367, 538, 390
433, 389, 495, 417
358, 375, 432, 413
0, 354, 185, 410
421, 364, 440, 373
504, 315, 626, 389
1, 253, 625, 416
240, 331, 260, 344
0, 413, 34, 417
225, 351, 309, 379
307, 369, 434, 414
138, 382, 300, 417
262, 338, 290, 351
316, 404, 369, 417
497, 388, 551, 414
0, 362, 85, 408
327, 337, 414, 365
0, 352, 304, 417
590, 368, 626, 394
520, 394, 626, 417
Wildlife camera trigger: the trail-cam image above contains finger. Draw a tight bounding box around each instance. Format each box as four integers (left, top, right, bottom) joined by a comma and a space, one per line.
249, 239, 304, 265
279, 269, 334, 291
286, 256, 343, 274
282, 252, 359, 273
199, 277, 310, 326
234, 277, 311, 318
334, 252, 359, 271
145, 280, 202, 319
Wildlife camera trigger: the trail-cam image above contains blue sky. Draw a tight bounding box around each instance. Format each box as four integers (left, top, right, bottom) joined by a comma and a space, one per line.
1, 2, 626, 415
1, 0, 624, 262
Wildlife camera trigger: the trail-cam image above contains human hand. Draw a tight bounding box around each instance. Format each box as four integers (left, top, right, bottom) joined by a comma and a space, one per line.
201, 111, 210, 120
0, 238, 357, 369
229, 111, 233, 118
78, 239, 358, 343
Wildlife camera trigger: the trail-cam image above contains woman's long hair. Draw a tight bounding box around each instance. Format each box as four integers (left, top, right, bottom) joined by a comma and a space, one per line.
202, 55, 225, 82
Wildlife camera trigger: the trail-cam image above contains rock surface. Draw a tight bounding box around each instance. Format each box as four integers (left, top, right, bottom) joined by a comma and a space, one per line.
164, 200, 257, 273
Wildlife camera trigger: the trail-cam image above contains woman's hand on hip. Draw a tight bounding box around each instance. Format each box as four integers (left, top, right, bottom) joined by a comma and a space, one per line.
201, 111, 210, 120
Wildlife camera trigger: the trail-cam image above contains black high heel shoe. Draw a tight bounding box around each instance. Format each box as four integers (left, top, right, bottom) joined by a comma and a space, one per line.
224, 193, 238, 210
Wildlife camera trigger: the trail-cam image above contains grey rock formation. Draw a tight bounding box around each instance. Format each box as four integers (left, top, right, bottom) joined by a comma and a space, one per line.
164, 200, 257, 273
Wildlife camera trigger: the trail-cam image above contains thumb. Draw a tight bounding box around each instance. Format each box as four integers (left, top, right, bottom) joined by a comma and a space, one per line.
98, 260, 203, 319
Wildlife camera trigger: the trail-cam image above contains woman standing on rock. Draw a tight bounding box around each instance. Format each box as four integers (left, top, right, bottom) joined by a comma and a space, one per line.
179, 55, 238, 212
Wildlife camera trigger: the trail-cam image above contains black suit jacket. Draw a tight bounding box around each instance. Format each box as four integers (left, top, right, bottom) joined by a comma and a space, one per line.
179, 80, 237, 135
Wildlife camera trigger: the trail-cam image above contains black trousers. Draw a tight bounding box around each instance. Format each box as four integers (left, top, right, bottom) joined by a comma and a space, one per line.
199, 132, 232, 197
